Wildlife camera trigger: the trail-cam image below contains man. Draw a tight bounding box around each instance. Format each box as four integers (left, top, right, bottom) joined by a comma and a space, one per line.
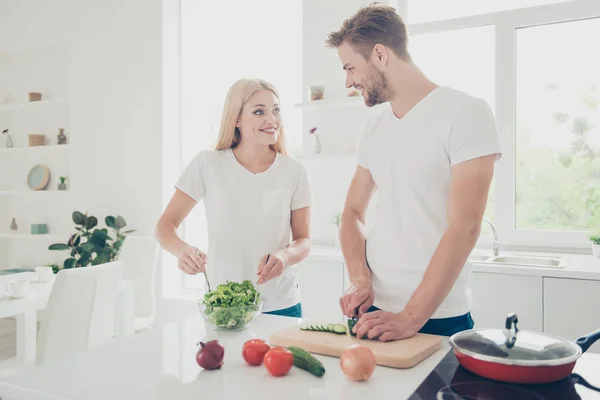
326, 3, 502, 341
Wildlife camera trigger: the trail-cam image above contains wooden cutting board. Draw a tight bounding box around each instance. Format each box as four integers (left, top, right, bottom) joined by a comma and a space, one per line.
269, 321, 443, 369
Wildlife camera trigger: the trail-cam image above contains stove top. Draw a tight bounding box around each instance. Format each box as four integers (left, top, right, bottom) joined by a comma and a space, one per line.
409, 350, 600, 400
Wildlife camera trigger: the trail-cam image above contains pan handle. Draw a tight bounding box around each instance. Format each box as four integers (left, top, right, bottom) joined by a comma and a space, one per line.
575, 329, 600, 353
505, 313, 519, 349
572, 373, 600, 393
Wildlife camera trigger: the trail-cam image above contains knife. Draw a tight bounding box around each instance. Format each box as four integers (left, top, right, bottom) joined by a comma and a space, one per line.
257, 254, 270, 286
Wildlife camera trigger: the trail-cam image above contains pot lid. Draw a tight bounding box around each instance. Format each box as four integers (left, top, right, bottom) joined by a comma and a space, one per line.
450, 313, 581, 366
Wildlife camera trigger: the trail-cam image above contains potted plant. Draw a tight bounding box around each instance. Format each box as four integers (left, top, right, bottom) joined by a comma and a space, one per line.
332, 212, 341, 248
590, 232, 600, 258
49, 211, 135, 270
58, 176, 67, 190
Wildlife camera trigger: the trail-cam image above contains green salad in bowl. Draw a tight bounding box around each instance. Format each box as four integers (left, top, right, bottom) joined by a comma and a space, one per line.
198, 280, 264, 331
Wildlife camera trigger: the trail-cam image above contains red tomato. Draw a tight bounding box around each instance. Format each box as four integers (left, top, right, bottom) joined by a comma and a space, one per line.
242, 339, 271, 366
263, 347, 294, 377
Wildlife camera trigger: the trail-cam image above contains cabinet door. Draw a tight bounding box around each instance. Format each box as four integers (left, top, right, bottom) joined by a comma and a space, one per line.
543, 277, 600, 354
297, 261, 344, 322
470, 272, 543, 331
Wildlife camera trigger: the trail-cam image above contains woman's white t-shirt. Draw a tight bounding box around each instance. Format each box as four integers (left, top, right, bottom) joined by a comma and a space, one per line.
175, 148, 312, 312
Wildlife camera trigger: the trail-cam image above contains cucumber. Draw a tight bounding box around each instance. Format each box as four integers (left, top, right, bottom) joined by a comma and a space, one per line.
301, 323, 347, 334
348, 318, 358, 337
288, 346, 326, 377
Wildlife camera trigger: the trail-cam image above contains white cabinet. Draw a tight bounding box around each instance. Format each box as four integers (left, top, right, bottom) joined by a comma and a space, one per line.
543, 277, 600, 354
470, 272, 543, 331
297, 261, 344, 322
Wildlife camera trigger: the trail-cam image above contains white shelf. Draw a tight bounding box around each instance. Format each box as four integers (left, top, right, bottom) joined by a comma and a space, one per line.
0, 233, 68, 240
0, 144, 71, 153
0, 98, 69, 111
0, 190, 70, 195
295, 98, 365, 109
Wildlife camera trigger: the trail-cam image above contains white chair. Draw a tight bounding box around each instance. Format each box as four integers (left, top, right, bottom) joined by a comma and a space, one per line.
117, 237, 159, 331
36, 262, 123, 365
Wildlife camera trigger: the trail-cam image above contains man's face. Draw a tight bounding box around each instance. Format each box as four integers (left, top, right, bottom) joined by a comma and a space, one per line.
337, 41, 392, 107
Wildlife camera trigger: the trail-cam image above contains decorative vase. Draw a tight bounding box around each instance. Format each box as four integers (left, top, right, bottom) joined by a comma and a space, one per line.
57, 128, 67, 145
3, 129, 14, 148
593, 244, 600, 258
58, 183, 67, 191
10, 218, 18, 232
313, 133, 322, 154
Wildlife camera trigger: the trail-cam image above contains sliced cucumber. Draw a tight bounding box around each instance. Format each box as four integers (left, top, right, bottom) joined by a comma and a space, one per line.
333, 324, 347, 334
301, 323, 348, 334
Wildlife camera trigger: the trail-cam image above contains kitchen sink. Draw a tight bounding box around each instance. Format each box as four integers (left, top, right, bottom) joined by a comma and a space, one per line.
467, 253, 491, 262
486, 255, 566, 268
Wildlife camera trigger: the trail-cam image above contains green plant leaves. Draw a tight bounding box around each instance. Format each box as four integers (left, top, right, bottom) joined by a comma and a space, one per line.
49, 243, 70, 251
85, 216, 98, 230
53, 211, 133, 269
105, 216, 116, 229
68, 234, 81, 247
115, 216, 126, 230
63, 258, 76, 269
72, 211, 86, 225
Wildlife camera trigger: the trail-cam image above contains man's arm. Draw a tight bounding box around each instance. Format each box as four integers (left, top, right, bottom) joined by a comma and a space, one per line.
354, 154, 496, 340
402, 154, 495, 326
339, 165, 377, 317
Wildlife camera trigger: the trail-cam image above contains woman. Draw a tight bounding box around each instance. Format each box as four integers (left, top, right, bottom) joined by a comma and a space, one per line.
155, 78, 312, 318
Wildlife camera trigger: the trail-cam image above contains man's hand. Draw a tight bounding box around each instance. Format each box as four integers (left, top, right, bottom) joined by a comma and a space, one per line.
353, 310, 421, 342
339, 281, 374, 318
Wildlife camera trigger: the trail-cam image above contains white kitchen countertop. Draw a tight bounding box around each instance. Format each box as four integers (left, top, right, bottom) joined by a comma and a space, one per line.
1, 313, 599, 399
0, 314, 451, 400
307, 245, 600, 280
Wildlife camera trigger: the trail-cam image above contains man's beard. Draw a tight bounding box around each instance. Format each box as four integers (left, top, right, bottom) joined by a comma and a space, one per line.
363, 64, 393, 107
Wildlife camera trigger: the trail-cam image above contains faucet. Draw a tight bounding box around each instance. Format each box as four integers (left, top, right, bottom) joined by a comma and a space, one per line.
482, 218, 500, 256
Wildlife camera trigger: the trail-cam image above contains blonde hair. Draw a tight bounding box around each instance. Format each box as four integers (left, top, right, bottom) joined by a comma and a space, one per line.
215, 78, 287, 155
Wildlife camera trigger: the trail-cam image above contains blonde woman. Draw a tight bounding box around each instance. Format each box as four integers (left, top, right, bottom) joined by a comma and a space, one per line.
156, 78, 312, 317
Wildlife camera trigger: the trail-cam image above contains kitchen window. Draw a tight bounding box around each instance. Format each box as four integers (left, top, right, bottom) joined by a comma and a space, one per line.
405, 0, 600, 248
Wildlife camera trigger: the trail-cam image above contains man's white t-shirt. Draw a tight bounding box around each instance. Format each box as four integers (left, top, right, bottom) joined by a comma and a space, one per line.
175, 148, 312, 312
358, 86, 502, 319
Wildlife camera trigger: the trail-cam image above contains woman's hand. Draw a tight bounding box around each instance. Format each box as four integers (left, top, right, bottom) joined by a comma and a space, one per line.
177, 245, 206, 275
257, 251, 287, 284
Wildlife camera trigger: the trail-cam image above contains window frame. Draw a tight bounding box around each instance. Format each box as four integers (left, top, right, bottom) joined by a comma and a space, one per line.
402, 0, 600, 251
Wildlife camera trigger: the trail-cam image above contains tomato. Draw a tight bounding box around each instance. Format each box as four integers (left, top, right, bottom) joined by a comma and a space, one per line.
263, 347, 294, 377
242, 339, 271, 366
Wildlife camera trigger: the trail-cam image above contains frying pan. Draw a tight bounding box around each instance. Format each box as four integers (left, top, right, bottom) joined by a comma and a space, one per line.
449, 313, 600, 384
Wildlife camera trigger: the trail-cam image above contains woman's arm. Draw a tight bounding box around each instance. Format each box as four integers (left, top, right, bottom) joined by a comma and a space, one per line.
257, 206, 311, 284
155, 189, 206, 275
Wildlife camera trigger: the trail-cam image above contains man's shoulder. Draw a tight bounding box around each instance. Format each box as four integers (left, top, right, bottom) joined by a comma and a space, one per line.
433, 87, 492, 118
359, 105, 392, 140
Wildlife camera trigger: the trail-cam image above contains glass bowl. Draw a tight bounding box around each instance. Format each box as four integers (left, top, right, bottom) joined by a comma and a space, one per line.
198, 298, 265, 331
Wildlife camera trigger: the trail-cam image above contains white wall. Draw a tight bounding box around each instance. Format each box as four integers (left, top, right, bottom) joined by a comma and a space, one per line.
300, 0, 390, 245
0, 0, 164, 269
